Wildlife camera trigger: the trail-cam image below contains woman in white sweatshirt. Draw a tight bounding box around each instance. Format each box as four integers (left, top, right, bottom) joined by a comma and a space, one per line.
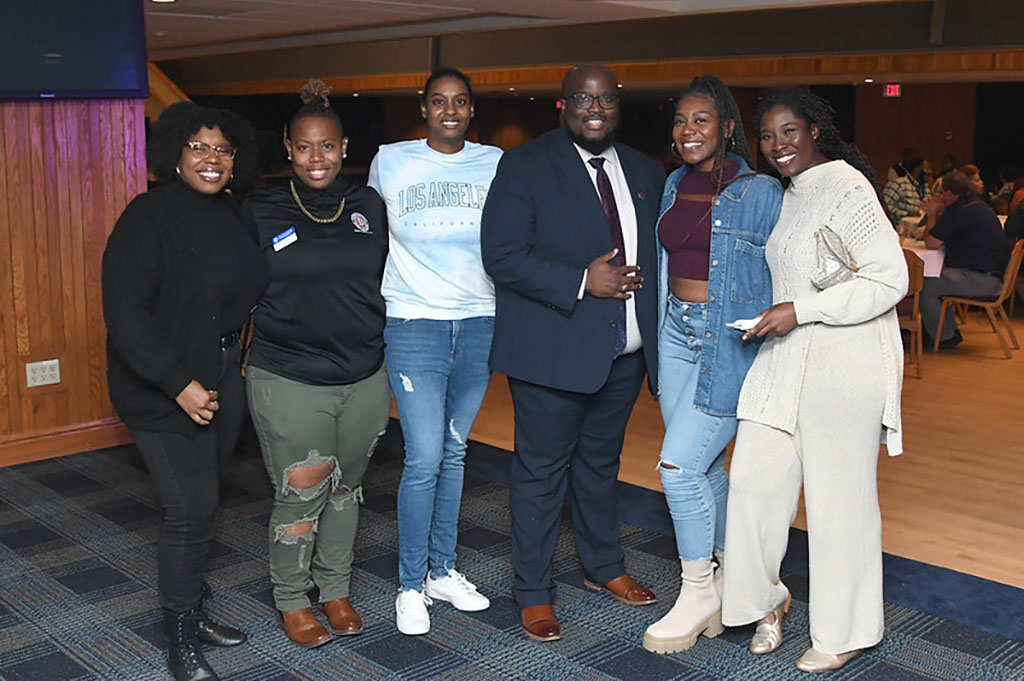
368, 68, 502, 636
721, 89, 907, 674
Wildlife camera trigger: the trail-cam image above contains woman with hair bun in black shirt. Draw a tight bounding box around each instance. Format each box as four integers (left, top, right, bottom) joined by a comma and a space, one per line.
244, 79, 391, 649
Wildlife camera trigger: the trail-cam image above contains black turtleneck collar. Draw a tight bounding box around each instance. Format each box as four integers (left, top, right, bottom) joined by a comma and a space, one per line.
168, 174, 232, 203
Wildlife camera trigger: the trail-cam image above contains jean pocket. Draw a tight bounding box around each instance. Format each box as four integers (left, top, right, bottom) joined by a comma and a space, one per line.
385, 316, 414, 327
729, 240, 770, 305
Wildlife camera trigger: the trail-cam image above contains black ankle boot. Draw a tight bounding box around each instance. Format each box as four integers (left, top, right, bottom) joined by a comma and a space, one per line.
195, 583, 247, 647
164, 610, 219, 681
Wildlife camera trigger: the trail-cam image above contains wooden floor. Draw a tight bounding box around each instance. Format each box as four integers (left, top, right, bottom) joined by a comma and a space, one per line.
466, 311, 1024, 589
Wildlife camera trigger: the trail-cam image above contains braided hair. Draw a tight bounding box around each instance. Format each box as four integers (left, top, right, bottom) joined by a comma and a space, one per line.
753, 88, 879, 190
677, 74, 751, 174
287, 78, 342, 139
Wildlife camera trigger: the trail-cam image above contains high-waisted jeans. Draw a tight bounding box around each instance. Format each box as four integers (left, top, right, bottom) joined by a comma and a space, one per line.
657, 296, 737, 561
384, 316, 494, 591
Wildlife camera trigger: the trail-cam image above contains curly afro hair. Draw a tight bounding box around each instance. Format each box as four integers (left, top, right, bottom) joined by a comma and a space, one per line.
147, 101, 257, 190
753, 88, 879, 191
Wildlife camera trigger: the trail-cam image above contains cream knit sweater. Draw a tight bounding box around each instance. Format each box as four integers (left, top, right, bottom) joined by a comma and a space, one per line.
736, 160, 908, 455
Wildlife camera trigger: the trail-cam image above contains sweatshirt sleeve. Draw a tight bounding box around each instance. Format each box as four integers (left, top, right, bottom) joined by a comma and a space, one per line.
792, 180, 909, 326
367, 151, 382, 195
101, 201, 193, 400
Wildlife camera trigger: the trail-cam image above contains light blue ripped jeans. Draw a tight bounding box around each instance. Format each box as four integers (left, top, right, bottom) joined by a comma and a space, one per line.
658, 295, 737, 561
384, 316, 494, 591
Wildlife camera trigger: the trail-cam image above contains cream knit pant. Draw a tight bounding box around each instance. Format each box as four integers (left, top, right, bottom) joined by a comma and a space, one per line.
722, 324, 886, 655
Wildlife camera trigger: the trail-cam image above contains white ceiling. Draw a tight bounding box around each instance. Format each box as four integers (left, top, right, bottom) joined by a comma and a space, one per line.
145, 0, 907, 60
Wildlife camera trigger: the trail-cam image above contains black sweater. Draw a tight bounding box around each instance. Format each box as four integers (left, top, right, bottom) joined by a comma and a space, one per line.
102, 180, 269, 436
246, 176, 388, 386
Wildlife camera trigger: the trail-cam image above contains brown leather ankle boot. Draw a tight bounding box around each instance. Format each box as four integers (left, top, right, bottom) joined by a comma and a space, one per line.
321, 597, 363, 635
278, 608, 331, 649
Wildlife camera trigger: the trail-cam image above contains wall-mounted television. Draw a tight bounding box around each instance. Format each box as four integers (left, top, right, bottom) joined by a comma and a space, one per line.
0, 0, 148, 100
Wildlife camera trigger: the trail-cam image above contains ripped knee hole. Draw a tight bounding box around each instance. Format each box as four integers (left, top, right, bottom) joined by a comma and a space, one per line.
274, 519, 317, 544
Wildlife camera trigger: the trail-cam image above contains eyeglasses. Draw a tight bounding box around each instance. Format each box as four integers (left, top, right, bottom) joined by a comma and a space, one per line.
184, 141, 237, 160
564, 93, 619, 110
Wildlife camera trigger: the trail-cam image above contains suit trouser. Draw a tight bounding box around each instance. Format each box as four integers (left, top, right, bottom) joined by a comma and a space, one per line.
722, 325, 886, 655
920, 267, 1001, 342
507, 351, 646, 608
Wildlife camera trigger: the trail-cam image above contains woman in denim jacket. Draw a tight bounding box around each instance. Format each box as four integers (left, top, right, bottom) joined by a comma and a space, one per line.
642, 76, 782, 655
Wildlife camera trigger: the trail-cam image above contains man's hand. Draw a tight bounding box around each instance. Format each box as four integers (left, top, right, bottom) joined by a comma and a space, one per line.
585, 249, 642, 299
921, 194, 942, 217
744, 302, 798, 340
175, 380, 220, 426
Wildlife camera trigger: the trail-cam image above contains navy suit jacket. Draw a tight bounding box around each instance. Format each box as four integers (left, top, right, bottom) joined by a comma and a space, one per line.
481, 128, 664, 395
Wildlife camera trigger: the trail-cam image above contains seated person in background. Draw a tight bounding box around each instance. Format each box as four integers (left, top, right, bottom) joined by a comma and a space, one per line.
960, 164, 995, 209
883, 156, 929, 226
994, 165, 1022, 215
919, 170, 1010, 349
1005, 201, 1024, 244
922, 159, 936, 192
939, 153, 957, 176
887, 146, 916, 182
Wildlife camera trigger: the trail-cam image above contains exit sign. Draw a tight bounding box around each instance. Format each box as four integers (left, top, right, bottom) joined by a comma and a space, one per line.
884, 83, 902, 98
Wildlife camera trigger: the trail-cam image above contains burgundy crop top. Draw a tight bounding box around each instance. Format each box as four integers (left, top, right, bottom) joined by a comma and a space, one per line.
659, 161, 738, 280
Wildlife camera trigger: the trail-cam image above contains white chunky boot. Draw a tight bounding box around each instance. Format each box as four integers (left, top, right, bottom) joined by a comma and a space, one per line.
642, 559, 723, 654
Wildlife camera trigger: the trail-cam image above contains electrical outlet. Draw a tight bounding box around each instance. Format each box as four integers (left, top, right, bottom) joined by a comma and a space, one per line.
25, 359, 61, 387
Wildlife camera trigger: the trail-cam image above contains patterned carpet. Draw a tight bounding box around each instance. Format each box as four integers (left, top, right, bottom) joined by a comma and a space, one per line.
1, 420, 1022, 681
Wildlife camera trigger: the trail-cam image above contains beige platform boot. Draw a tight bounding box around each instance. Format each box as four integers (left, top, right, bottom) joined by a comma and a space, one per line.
642, 559, 723, 654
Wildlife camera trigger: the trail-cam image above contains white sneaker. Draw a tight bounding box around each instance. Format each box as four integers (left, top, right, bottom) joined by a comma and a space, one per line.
424, 569, 490, 612
395, 589, 432, 635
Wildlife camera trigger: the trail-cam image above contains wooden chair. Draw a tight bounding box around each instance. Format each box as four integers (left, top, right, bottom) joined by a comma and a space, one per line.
934, 240, 1024, 358
1010, 271, 1023, 316
899, 249, 924, 378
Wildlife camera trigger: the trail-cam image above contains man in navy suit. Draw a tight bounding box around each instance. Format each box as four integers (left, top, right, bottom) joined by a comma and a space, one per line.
481, 63, 664, 642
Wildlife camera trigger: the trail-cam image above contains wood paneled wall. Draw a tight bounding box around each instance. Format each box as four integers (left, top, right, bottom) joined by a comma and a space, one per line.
0, 99, 146, 466
854, 83, 977, 186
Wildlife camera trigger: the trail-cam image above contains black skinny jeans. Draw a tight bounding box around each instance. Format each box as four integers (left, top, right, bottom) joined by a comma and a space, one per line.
130, 343, 244, 613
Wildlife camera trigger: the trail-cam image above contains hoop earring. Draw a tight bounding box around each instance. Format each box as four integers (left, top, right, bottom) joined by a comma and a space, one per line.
669, 141, 681, 159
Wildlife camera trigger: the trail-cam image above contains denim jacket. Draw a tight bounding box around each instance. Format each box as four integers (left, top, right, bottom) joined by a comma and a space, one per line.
656, 154, 783, 416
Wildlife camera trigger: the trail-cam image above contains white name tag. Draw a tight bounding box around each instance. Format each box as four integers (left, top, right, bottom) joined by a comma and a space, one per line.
272, 226, 297, 251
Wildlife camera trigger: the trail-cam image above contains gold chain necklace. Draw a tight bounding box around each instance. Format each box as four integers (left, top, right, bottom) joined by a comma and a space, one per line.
290, 179, 345, 224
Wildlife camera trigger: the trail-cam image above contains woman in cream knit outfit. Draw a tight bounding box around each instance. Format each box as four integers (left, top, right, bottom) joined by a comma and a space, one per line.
722, 89, 907, 674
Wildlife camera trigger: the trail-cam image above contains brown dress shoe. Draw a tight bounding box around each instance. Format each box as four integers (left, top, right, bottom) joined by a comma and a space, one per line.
321, 597, 363, 635
279, 608, 332, 649
520, 604, 562, 642
583, 574, 658, 606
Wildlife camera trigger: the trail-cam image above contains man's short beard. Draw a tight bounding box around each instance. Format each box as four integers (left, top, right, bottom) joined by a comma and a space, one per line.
562, 121, 615, 156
